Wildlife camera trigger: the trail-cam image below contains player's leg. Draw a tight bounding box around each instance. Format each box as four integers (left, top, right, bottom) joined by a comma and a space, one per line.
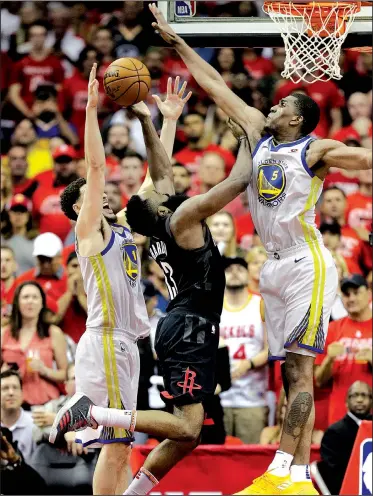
93, 442, 131, 495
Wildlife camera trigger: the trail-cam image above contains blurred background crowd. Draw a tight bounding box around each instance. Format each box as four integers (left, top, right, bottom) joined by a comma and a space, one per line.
0, 1, 372, 494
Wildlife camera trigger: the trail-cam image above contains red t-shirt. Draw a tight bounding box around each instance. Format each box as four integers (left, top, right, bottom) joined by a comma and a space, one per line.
331, 124, 373, 143
315, 316, 372, 425
235, 212, 256, 250
173, 144, 236, 176
7, 269, 67, 304
10, 55, 64, 108
346, 191, 372, 230
59, 69, 109, 147
273, 80, 345, 138
243, 56, 275, 80
12, 178, 39, 199
323, 171, 360, 196
32, 180, 72, 242
339, 225, 364, 275
34, 170, 54, 188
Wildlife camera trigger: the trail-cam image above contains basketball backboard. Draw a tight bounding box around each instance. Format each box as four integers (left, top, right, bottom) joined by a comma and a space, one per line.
157, 1, 372, 48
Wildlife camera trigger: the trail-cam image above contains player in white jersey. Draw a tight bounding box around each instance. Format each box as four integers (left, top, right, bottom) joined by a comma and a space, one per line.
219, 257, 268, 444
149, 5, 373, 495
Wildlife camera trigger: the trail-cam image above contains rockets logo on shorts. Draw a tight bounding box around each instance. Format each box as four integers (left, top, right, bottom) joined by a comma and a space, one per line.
122, 243, 139, 287
360, 439, 372, 495
257, 161, 286, 208
175, 1, 196, 17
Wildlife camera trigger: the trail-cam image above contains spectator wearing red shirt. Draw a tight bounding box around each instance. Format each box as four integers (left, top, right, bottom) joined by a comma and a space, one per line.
320, 186, 364, 275
273, 79, 345, 138
331, 92, 372, 149
7, 145, 38, 199
242, 48, 275, 80
9, 232, 67, 305
315, 274, 372, 425
1, 247, 17, 314
56, 252, 87, 344
104, 124, 132, 181
33, 145, 78, 242
190, 152, 226, 196
119, 151, 145, 207
8, 22, 64, 119
346, 169, 372, 232
92, 27, 115, 79
173, 112, 236, 176
172, 163, 192, 195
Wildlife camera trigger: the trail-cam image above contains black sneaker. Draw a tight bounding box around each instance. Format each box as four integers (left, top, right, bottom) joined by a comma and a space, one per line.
49, 393, 98, 446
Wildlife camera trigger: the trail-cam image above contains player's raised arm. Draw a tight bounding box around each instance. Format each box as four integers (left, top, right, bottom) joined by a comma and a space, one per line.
171, 123, 252, 232
75, 63, 106, 240
308, 139, 372, 172
149, 3, 266, 145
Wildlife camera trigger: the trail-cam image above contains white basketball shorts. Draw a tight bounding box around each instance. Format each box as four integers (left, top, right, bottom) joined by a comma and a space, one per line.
74, 328, 140, 448
260, 242, 338, 360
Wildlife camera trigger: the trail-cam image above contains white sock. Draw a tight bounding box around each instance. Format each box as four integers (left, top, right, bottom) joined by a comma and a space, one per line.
268, 450, 294, 477
123, 467, 158, 495
91, 406, 137, 432
290, 464, 311, 482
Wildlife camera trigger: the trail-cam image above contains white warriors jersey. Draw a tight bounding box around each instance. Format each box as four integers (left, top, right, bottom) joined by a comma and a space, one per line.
248, 135, 324, 253
219, 294, 267, 408
77, 223, 150, 340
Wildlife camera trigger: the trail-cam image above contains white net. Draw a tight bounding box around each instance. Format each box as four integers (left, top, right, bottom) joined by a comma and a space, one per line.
263, 1, 361, 83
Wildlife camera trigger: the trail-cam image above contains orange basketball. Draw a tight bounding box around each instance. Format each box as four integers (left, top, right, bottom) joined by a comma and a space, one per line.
103, 58, 151, 107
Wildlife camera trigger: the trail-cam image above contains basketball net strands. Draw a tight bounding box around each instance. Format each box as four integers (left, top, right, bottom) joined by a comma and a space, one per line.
158, 0, 372, 84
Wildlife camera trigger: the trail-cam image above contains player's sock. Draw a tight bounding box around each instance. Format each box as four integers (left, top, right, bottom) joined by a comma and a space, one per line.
123, 467, 158, 495
290, 464, 311, 482
91, 406, 137, 432
267, 450, 294, 477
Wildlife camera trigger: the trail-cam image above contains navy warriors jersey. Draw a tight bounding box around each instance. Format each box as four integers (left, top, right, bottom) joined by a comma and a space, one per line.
149, 217, 226, 323
76, 223, 150, 340
248, 135, 323, 252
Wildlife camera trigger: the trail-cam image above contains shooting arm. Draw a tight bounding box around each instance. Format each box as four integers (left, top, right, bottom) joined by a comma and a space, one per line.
171, 137, 252, 231
310, 139, 372, 171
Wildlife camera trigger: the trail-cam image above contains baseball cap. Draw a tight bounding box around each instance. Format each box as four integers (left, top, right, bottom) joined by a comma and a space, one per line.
141, 280, 157, 301
33, 232, 63, 258
222, 256, 248, 271
340, 274, 368, 294
52, 144, 77, 160
7, 194, 32, 212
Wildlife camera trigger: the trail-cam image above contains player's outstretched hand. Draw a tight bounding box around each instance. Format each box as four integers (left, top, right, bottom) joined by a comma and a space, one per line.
153, 76, 192, 121
227, 117, 247, 140
127, 101, 152, 120
149, 3, 178, 45
87, 63, 99, 109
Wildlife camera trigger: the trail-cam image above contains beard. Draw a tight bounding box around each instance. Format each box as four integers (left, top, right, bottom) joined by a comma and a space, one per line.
226, 284, 246, 292
54, 173, 79, 187
111, 146, 128, 160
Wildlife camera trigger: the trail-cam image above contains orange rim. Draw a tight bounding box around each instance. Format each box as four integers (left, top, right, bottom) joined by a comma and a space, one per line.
263, 1, 362, 16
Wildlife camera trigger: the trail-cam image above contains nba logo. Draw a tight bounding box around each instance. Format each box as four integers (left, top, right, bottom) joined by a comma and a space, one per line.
360, 439, 372, 495
175, 1, 196, 17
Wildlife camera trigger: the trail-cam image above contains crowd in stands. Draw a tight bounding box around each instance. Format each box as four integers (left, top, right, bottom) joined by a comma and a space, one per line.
1, 1, 372, 493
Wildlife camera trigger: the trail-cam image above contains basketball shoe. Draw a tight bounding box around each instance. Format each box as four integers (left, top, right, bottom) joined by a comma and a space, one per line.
234, 470, 293, 494
281, 481, 319, 494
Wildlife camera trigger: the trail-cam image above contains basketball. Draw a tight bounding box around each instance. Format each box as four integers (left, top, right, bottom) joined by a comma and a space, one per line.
103, 58, 151, 108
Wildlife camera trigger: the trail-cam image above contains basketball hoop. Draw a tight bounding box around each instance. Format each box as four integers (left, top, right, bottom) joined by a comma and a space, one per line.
263, 1, 363, 83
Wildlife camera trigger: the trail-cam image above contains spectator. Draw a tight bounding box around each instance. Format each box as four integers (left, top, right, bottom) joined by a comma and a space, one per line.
260, 390, 324, 445
208, 211, 241, 257
173, 112, 235, 176
119, 151, 144, 205
320, 186, 364, 274
93, 26, 115, 77
320, 221, 341, 254
1, 195, 37, 275
219, 257, 268, 444
242, 48, 274, 80
246, 246, 267, 295
211, 48, 246, 85
273, 78, 345, 138
332, 92, 372, 149
1, 370, 35, 462
330, 253, 349, 322
204, 105, 237, 152
10, 119, 54, 179
172, 163, 192, 195
1, 281, 68, 407
195, 152, 226, 195
7, 145, 38, 199
1, 165, 12, 215
318, 381, 372, 495
315, 274, 372, 424
31, 85, 78, 145
346, 169, 372, 233
105, 181, 124, 214
1, 246, 17, 311
8, 21, 64, 120
57, 252, 87, 344
60, 46, 106, 147
9, 232, 67, 304
32, 145, 78, 241
104, 124, 132, 180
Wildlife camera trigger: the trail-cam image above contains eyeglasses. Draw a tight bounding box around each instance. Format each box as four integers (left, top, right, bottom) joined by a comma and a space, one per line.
349, 392, 372, 400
